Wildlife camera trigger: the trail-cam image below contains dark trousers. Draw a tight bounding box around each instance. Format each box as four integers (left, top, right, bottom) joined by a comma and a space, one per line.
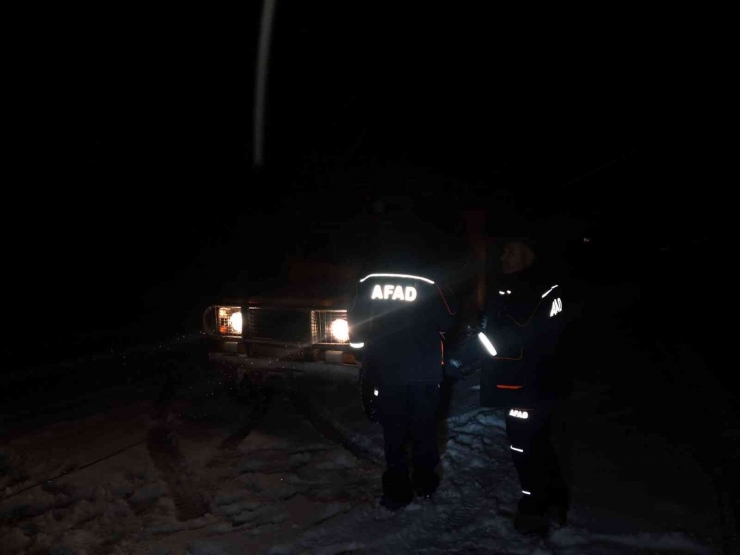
505, 402, 568, 508
377, 383, 440, 479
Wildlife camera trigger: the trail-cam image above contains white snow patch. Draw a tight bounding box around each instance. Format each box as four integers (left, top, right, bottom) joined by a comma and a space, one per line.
550, 526, 712, 554
0, 363, 720, 555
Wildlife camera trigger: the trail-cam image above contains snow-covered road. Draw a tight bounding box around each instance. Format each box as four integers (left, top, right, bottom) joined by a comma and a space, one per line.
0, 329, 731, 554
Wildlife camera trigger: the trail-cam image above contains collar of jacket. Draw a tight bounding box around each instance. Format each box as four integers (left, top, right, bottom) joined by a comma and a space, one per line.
500, 262, 551, 291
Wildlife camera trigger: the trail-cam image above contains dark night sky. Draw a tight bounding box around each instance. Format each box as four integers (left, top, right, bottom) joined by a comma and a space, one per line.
8, 5, 712, 357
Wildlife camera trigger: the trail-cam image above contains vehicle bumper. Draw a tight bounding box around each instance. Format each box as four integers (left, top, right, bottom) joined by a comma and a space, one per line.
208, 352, 360, 382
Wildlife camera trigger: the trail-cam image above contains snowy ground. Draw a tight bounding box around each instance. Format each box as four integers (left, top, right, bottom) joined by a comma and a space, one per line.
0, 297, 735, 554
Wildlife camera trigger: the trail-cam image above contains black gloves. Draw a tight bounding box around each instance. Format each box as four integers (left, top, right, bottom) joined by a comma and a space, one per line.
359, 368, 379, 422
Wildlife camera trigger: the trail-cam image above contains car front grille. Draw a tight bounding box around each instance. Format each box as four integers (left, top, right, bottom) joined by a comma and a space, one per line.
245, 308, 312, 344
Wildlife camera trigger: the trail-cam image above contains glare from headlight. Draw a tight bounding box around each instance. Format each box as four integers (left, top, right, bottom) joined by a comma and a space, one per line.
331, 318, 349, 342
229, 312, 243, 334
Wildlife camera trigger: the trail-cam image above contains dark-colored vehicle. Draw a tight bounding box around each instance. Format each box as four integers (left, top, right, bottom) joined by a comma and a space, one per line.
202, 259, 363, 382
200, 198, 491, 417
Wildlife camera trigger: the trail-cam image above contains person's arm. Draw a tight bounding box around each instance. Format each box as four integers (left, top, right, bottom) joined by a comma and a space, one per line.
435, 283, 457, 333
501, 284, 565, 358
530, 286, 566, 355
347, 281, 367, 347
477, 282, 522, 359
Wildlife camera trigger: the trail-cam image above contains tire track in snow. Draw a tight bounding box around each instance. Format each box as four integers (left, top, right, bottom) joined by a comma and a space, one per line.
287, 388, 385, 467
145, 423, 211, 522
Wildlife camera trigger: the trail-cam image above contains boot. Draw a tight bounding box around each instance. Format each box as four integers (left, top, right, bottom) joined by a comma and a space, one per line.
412, 469, 440, 499
546, 485, 569, 526
380, 470, 413, 511
514, 494, 549, 536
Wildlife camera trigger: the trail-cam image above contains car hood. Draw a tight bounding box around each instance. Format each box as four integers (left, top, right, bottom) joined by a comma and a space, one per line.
247, 261, 358, 308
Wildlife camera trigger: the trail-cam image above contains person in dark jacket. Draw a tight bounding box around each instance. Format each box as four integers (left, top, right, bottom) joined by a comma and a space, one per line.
348, 264, 456, 510
479, 237, 570, 535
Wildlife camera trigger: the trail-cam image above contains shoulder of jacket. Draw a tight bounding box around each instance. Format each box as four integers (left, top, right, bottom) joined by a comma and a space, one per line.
538, 283, 562, 299
357, 273, 437, 284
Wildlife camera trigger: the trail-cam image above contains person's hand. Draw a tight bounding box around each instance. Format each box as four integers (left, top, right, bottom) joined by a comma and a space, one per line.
444, 358, 463, 384
463, 313, 486, 336
359, 369, 378, 422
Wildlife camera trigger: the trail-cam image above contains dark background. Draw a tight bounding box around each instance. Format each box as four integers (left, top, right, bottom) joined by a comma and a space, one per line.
7, 5, 713, 367
3, 9, 733, 547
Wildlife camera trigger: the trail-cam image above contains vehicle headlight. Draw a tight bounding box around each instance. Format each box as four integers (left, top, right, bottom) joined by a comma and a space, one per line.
216, 306, 242, 336
331, 318, 349, 342
229, 311, 243, 334
311, 310, 349, 344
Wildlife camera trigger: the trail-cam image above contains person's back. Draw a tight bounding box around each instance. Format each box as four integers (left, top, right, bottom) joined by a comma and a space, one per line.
351, 272, 453, 386
348, 262, 456, 510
